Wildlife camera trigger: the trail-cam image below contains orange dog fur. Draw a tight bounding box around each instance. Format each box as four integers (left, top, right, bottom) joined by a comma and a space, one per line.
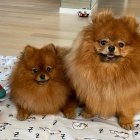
65, 10, 140, 130
10, 44, 73, 120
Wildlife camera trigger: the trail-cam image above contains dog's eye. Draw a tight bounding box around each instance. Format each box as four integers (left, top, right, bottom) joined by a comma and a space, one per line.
99, 39, 108, 46
32, 68, 39, 73
46, 66, 53, 72
118, 41, 125, 48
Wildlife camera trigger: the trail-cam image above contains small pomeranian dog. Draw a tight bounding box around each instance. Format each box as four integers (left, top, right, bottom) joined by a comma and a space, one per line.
10, 44, 74, 120
65, 10, 140, 130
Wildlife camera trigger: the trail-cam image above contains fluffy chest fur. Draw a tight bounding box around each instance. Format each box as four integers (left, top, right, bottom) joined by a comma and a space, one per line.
11, 81, 68, 115
68, 58, 140, 117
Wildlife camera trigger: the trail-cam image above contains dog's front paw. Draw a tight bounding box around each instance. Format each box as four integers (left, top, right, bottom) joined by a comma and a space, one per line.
16, 110, 30, 121
119, 117, 134, 130
64, 111, 76, 119
81, 110, 94, 118
120, 123, 134, 130
63, 108, 76, 119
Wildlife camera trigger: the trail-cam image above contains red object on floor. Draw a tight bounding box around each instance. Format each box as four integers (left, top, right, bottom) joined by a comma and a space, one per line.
78, 11, 89, 17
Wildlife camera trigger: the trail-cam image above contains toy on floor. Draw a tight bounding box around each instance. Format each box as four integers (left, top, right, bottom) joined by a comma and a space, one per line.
78, 11, 89, 17
0, 84, 6, 99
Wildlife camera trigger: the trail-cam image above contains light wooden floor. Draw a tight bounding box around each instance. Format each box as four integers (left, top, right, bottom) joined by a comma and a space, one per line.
0, 0, 89, 55
0, 0, 140, 56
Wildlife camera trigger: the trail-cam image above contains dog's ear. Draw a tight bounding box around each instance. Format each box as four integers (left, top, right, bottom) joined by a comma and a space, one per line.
20, 45, 35, 59
24, 45, 35, 56
92, 10, 113, 25
120, 16, 139, 31
43, 43, 57, 55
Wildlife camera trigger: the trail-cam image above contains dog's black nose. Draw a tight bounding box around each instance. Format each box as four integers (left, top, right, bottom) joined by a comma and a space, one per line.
40, 74, 45, 80
108, 45, 115, 52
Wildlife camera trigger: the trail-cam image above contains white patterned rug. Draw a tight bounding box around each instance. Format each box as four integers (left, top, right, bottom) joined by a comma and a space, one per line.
0, 55, 140, 140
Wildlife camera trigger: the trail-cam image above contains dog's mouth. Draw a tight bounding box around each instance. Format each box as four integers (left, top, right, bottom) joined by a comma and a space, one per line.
36, 79, 50, 85
98, 53, 121, 62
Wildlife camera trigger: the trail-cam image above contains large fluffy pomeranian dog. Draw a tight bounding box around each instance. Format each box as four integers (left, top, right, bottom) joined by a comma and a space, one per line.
65, 11, 140, 130
10, 44, 74, 120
